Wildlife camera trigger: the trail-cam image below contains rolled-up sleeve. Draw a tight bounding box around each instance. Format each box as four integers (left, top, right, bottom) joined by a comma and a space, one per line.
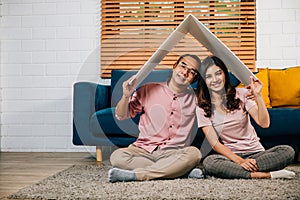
115, 91, 142, 120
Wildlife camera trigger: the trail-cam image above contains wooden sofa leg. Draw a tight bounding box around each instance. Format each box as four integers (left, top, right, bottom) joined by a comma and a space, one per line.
96, 146, 103, 162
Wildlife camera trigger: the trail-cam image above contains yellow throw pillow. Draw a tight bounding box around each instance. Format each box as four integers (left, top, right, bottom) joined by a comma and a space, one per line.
236, 68, 272, 108
269, 66, 300, 107
255, 68, 272, 108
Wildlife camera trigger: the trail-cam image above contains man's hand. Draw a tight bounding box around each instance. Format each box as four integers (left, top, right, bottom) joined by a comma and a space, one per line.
116, 75, 137, 120
123, 75, 137, 98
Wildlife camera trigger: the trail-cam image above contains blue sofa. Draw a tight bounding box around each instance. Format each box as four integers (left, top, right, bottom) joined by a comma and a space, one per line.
73, 70, 300, 162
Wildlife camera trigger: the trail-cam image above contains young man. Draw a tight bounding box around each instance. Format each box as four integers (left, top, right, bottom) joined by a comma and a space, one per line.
108, 54, 204, 182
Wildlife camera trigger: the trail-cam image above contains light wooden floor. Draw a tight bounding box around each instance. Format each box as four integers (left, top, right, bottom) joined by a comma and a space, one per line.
0, 152, 98, 199
1, 152, 299, 200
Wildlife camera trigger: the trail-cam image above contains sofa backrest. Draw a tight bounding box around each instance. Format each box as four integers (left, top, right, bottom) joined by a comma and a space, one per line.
110, 69, 240, 107
111, 69, 172, 107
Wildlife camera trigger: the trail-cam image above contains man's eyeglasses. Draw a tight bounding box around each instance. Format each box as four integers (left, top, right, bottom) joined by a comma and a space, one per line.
178, 62, 199, 77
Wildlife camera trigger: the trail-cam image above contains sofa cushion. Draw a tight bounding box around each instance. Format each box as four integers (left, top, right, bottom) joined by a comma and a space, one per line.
90, 107, 140, 137
110, 70, 172, 106
251, 108, 300, 137
255, 68, 272, 108
228, 72, 240, 87
269, 66, 300, 107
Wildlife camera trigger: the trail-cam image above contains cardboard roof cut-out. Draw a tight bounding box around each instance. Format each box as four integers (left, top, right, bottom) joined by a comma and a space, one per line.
132, 14, 256, 86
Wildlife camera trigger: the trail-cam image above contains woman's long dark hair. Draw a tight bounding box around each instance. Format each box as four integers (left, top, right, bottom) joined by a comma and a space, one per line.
196, 56, 240, 118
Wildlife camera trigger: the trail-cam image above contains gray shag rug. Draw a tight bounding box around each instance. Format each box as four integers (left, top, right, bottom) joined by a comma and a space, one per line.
8, 161, 300, 200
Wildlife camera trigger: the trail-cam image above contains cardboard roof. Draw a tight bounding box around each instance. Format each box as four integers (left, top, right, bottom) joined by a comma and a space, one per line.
132, 14, 256, 86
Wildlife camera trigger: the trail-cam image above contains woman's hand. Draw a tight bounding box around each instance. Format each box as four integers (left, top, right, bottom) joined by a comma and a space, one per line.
249, 76, 263, 98
239, 158, 259, 172
245, 76, 263, 100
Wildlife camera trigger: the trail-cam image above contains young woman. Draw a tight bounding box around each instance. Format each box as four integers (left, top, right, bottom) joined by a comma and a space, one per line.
196, 56, 295, 179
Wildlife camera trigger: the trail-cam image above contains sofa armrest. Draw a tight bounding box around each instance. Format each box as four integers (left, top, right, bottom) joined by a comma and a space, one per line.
73, 82, 110, 145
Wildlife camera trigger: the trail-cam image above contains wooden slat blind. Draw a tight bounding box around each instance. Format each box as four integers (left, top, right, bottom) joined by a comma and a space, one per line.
101, 0, 256, 78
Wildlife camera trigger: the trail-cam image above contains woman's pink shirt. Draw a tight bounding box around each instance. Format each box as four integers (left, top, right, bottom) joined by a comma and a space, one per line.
197, 88, 265, 154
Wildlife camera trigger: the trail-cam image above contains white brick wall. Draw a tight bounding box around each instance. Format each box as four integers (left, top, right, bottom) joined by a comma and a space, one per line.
0, 0, 299, 152
0, 40, 2, 150
256, 0, 300, 68
0, 0, 102, 152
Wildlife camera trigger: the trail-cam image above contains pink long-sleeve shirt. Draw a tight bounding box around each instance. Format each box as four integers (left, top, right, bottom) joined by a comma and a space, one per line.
117, 82, 198, 153
197, 88, 265, 154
